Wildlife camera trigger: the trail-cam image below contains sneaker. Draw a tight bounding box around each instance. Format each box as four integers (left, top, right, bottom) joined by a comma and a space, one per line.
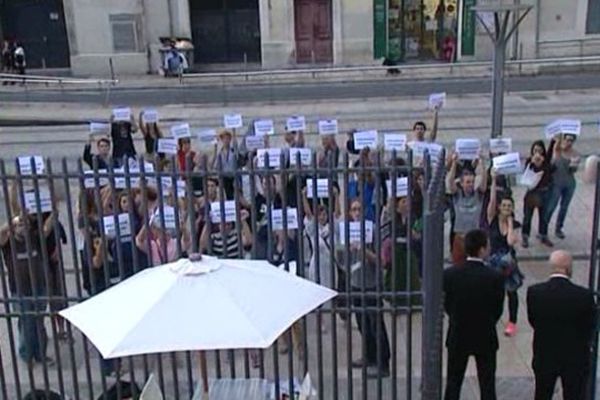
351, 358, 370, 369
35, 357, 56, 367
555, 229, 566, 240
504, 322, 517, 337
521, 235, 529, 248
540, 236, 554, 247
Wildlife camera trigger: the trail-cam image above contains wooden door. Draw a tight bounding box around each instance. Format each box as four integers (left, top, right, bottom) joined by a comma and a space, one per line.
294, 0, 332, 63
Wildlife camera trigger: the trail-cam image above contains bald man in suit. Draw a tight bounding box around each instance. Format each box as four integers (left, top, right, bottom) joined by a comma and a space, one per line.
527, 250, 596, 400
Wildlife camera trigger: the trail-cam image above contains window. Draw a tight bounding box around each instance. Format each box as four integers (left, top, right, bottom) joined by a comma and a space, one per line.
587, 0, 600, 34
109, 14, 143, 52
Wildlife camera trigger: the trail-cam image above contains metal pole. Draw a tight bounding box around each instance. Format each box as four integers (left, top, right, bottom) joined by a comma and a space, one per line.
587, 163, 600, 400
491, 38, 507, 138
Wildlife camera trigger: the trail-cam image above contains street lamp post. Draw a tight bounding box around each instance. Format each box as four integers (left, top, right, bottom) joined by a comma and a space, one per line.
471, 4, 532, 138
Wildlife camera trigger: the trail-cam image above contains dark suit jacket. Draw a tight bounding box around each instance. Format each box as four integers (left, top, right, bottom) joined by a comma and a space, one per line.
527, 276, 596, 371
444, 260, 505, 354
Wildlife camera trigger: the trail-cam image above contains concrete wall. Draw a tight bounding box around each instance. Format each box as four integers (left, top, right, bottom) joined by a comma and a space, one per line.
260, 0, 295, 68
337, 0, 374, 65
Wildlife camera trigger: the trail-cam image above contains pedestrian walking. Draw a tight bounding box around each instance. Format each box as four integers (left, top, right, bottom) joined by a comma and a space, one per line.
545, 134, 580, 240
13, 41, 26, 84
1, 39, 14, 84
443, 229, 505, 400
527, 250, 596, 400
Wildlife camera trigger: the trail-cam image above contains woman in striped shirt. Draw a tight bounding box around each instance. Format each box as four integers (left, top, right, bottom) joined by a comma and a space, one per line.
199, 209, 252, 259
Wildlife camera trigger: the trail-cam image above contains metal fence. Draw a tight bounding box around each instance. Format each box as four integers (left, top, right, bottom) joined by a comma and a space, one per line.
0, 150, 446, 400
587, 163, 600, 400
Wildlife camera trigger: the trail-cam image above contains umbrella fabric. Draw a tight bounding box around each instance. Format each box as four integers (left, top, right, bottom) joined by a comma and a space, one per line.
60, 256, 336, 359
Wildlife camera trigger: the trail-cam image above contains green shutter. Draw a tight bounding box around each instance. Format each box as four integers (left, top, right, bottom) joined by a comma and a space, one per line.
461, 0, 476, 56
374, 0, 387, 58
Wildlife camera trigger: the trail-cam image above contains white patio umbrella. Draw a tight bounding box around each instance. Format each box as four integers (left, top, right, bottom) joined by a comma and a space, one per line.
60, 255, 336, 396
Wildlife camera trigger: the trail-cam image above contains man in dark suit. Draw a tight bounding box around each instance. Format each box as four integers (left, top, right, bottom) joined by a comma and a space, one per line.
527, 250, 596, 400
443, 229, 505, 400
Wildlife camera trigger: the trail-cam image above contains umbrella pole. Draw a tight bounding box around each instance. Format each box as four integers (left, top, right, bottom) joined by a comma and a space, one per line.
198, 351, 209, 396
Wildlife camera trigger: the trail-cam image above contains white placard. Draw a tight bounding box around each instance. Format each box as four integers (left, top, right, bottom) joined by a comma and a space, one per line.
24, 188, 52, 214
384, 133, 407, 152
142, 109, 158, 124
197, 129, 217, 144
271, 208, 299, 230
257, 148, 282, 168
428, 92, 446, 110
89, 122, 110, 135
385, 177, 409, 198
158, 176, 173, 192
157, 138, 178, 155
409, 142, 443, 163
176, 180, 186, 198
339, 220, 374, 245
170, 123, 191, 140
353, 130, 379, 150
492, 152, 522, 175
224, 114, 243, 129
289, 147, 313, 166
545, 119, 582, 139
245, 135, 266, 151
103, 214, 132, 238
84, 169, 109, 188
455, 138, 481, 160
112, 107, 131, 122
286, 116, 306, 132
152, 206, 176, 230
17, 156, 45, 175
254, 119, 275, 136
210, 201, 237, 223
489, 138, 512, 154
318, 119, 338, 135
306, 179, 329, 198
113, 168, 127, 189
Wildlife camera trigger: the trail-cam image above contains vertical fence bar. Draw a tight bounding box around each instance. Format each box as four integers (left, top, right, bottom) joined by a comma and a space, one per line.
587, 162, 600, 400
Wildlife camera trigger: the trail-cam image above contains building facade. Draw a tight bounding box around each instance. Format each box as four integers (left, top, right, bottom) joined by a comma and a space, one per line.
0, 0, 599, 76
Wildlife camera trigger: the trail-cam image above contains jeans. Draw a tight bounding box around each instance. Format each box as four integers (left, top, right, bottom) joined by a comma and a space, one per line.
352, 288, 391, 368
12, 293, 48, 363
545, 179, 576, 232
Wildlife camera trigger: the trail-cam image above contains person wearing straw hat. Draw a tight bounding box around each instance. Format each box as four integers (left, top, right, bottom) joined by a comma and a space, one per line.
210, 128, 238, 199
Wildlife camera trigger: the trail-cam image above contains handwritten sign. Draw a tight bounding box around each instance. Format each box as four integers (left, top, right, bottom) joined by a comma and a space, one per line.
286, 116, 306, 132
493, 152, 522, 175
224, 114, 243, 129
142, 109, 158, 124
112, 107, 131, 122
176, 180, 186, 198
257, 148, 282, 168
353, 130, 379, 150
210, 201, 237, 223
339, 220, 374, 245
306, 179, 329, 198
428, 92, 446, 110
318, 119, 338, 135
489, 138, 512, 154
18, 156, 45, 175
197, 129, 217, 144
384, 133, 407, 152
289, 147, 312, 166
84, 169, 109, 188
271, 208, 299, 230
254, 119, 275, 136
24, 188, 52, 214
103, 214, 132, 238
245, 135, 266, 151
151, 206, 176, 230
455, 138, 481, 160
545, 119, 582, 139
89, 122, 110, 135
386, 177, 409, 198
157, 138, 178, 155
170, 123, 191, 140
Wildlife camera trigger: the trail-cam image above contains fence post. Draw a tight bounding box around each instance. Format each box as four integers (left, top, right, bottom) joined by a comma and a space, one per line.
587, 163, 600, 400
421, 151, 446, 400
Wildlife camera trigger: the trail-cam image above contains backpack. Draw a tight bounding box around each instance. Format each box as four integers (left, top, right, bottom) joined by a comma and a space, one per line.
167, 51, 182, 72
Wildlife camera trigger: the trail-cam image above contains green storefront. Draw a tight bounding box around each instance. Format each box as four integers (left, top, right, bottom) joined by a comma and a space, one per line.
374, 0, 465, 62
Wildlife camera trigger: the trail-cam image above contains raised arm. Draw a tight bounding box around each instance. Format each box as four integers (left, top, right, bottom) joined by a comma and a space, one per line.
83, 138, 94, 169
505, 216, 519, 247
301, 187, 313, 219
199, 223, 210, 253
476, 153, 488, 193
429, 109, 439, 143
445, 152, 459, 194
135, 224, 149, 253
0, 221, 11, 247
240, 210, 253, 248
486, 168, 497, 225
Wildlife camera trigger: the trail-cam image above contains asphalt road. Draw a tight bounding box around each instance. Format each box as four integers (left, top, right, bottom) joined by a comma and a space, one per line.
2, 72, 600, 106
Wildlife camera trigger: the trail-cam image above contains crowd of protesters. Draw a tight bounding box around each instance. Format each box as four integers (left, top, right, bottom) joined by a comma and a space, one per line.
0, 103, 595, 398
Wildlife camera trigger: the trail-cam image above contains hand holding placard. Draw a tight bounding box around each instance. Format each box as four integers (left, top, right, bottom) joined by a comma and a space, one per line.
353, 130, 378, 150
157, 138, 178, 155
170, 123, 191, 140
112, 107, 131, 122
254, 119, 275, 136
224, 114, 243, 129
383, 133, 407, 152
492, 152, 522, 175
455, 139, 481, 160
318, 119, 338, 135
489, 138, 512, 154
289, 148, 312, 166
286, 116, 306, 132
428, 92, 446, 110
142, 109, 158, 124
